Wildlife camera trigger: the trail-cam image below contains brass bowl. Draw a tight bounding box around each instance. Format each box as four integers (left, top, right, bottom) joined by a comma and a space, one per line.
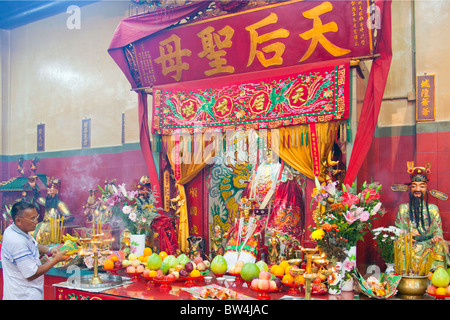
397, 275, 429, 299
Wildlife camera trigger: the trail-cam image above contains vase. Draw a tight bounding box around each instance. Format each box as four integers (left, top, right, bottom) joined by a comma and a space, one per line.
130, 234, 146, 257
341, 245, 356, 292
328, 261, 343, 295
385, 262, 395, 274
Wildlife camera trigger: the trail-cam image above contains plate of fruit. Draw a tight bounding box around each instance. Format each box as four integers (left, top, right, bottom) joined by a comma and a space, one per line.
249, 271, 282, 300
154, 272, 177, 292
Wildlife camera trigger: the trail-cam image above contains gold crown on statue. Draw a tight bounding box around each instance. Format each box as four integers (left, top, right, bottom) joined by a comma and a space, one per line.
406, 161, 431, 184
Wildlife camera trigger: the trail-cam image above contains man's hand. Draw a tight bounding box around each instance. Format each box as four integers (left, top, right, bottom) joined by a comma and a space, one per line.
52, 249, 69, 263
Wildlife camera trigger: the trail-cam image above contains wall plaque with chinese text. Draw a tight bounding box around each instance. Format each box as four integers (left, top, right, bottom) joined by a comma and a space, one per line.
82, 119, 91, 148
152, 60, 349, 135
163, 169, 171, 212
37, 124, 45, 152
416, 74, 435, 122
130, 0, 375, 87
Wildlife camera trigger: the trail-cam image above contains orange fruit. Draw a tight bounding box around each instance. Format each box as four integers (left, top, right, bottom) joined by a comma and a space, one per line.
110, 255, 119, 263
138, 255, 148, 263
148, 270, 157, 278
279, 260, 289, 270
104, 259, 114, 270
270, 264, 278, 273
294, 274, 305, 285
282, 274, 294, 285
159, 251, 168, 260
284, 265, 292, 275
143, 247, 152, 256
272, 265, 285, 277
190, 269, 201, 277
436, 287, 447, 296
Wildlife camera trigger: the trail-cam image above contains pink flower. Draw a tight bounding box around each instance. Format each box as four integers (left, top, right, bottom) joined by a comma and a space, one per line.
129, 212, 137, 222
342, 192, 359, 207
359, 210, 370, 222
344, 210, 359, 224
361, 188, 380, 203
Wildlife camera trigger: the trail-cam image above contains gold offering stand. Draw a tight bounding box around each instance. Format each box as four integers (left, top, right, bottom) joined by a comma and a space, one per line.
288, 247, 332, 300
78, 233, 121, 288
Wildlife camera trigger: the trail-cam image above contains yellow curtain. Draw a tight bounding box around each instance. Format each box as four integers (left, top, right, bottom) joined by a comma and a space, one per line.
275, 121, 341, 182
163, 134, 219, 252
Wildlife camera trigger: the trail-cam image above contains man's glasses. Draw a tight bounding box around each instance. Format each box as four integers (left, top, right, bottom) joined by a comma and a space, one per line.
22, 215, 39, 222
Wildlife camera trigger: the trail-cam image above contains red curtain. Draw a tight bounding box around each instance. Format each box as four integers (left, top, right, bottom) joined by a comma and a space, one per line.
108, 2, 211, 211
344, 0, 393, 186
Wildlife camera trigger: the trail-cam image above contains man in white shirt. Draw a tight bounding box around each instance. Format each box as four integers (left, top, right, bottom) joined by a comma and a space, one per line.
1, 201, 67, 300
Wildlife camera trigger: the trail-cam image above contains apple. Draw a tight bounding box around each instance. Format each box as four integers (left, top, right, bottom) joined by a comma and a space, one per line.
122, 259, 130, 267
447, 285, 450, 295
194, 256, 203, 265
175, 264, 184, 272
269, 280, 277, 290
251, 278, 260, 290
236, 260, 245, 268
131, 259, 141, 267
114, 261, 122, 269
427, 284, 437, 294
143, 268, 150, 277
258, 279, 270, 290
273, 278, 282, 289
171, 271, 180, 279
313, 277, 322, 284
128, 253, 138, 261
185, 262, 194, 272
229, 265, 236, 274
126, 266, 136, 274
155, 269, 164, 280
136, 265, 145, 273
259, 270, 271, 280
166, 273, 176, 281
204, 260, 210, 268
179, 269, 189, 277
235, 266, 242, 274
197, 262, 206, 271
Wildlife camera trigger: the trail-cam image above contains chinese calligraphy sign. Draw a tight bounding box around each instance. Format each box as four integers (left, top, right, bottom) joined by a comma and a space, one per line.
416, 74, 435, 122
130, 0, 374, 87
152, 60, 349, 135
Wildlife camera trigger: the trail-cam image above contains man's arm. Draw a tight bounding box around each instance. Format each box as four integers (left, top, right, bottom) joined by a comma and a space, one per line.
27, 249, 67, 281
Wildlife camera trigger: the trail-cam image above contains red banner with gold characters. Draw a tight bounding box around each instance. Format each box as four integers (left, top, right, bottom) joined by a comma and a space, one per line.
131, 0, 374, 87
152, 59, 349, 135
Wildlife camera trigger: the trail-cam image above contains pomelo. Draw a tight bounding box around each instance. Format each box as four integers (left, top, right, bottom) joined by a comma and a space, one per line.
256, 260, 269, 272
210, 255, 227, 275
240, 262, 261, 282
163, 255, 178, 268
147, 253, 162, 270
431, 267, 450, 288
177, 253, 189, 266
160, 262, 169, 274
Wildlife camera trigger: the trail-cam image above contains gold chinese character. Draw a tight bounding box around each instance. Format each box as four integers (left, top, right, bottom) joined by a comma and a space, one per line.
422, 107, 430, 116
198, 25, 235, 76
154, 34, 191, 82
182, 101, 195, 118
292, 87, 306, 104
299, 2, 351, 62
421, 98, 430, 107
421, 79, 431, 88
253, 93, 266, 110
215, 98, 230, 115
246, 13, 289, 68
189, 187, 198, 198
190, 206, 198, 217
421, 88, 430, 98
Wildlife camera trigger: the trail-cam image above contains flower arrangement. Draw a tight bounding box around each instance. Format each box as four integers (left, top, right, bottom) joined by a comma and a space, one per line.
371, 226, 404, 264
99, 182, 159, 235
310, 178, 385, 261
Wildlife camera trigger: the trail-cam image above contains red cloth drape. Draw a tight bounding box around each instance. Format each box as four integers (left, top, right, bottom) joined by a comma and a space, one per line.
107, 2, 211, 211
344, 0, 393, 186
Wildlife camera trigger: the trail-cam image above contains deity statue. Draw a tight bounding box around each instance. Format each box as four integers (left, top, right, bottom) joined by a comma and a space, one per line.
223, 199, 264, 268
210, 225, 224, 257
187, 236, 205, 260
395, 162, 449, 270
267, 229, 281, 265
33, 178, 73, 243
83, 189, 111, 225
